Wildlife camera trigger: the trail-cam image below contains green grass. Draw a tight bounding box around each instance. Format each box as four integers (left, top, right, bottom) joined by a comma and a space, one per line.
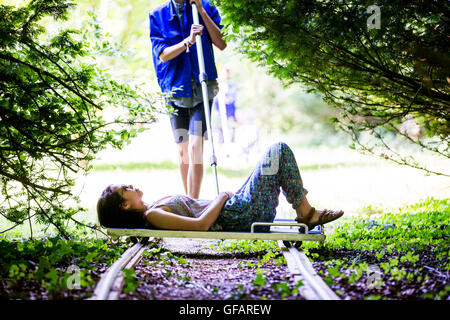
1, 197, 448, 299
307, 197, 449, 257
0, 235, 128, 299
92, 159, 381, 177
213, 161, 382, 177
304, 197, 450, 299
211, 197, 450, 300
213, 197, 449, 262
93, 160, 179, 171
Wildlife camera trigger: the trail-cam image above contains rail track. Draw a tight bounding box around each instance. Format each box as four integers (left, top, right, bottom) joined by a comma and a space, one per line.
91, 236, 340, 300
91, 241, 147, 300
278, 240, 340, 300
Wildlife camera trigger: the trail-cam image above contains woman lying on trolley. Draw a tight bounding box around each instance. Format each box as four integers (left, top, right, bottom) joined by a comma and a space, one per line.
97, 142, 344, 233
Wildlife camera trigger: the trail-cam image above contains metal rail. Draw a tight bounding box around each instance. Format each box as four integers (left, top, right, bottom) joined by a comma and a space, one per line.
93, 226, 337, 300
90, 242, 146, 300
278, 240, 341, 300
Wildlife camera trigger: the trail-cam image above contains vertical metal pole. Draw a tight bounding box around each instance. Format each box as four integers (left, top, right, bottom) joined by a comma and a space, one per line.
191, 3, 220, 195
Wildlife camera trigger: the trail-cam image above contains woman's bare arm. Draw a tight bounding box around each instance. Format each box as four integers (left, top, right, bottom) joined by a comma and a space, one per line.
144, 192, 229, 231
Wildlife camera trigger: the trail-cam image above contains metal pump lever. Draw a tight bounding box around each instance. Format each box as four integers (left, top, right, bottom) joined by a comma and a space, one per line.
191, 2, 220, 195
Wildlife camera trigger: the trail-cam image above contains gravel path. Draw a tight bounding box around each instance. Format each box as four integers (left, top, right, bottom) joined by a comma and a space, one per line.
121, 238, 304, 300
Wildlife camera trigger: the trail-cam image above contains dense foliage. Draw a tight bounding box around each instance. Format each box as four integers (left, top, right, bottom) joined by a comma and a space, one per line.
215, 198, 449, 299
0, 0, 163, 237
216, 0, 449, 175
0, 198, 447, 299
0, 235, 127, 299
306, 198, 450, 299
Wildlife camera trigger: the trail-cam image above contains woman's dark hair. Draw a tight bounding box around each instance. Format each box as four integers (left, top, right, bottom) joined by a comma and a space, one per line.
97, 185, 149, 228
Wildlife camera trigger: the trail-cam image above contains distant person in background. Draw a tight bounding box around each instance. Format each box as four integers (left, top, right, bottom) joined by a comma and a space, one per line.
149, 0, 226, 199
213, 68, 238, 145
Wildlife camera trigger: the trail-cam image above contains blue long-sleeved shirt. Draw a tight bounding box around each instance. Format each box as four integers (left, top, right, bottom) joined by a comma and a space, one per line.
149, 0, 223, 97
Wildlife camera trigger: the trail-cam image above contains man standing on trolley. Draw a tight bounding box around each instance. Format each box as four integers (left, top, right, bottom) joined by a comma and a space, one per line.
149, 0, 226, 199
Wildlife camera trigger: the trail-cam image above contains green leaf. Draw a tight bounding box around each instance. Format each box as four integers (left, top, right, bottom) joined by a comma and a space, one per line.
253, 269, 267, 287
327, 265, 341, 278
122, 268, 139, 293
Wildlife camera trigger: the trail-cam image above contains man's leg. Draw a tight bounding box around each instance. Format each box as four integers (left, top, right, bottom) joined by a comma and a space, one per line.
169, 104, 190, 195
178, 141, 189, 195
187, 134, 204, 199
186, 101, 212, 199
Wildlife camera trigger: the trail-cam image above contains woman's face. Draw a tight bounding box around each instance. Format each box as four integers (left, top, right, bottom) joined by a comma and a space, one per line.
111, 184, 144, 211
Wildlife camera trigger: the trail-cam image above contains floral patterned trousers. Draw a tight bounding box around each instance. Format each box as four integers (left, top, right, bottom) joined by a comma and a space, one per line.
216, 142, 308, 232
